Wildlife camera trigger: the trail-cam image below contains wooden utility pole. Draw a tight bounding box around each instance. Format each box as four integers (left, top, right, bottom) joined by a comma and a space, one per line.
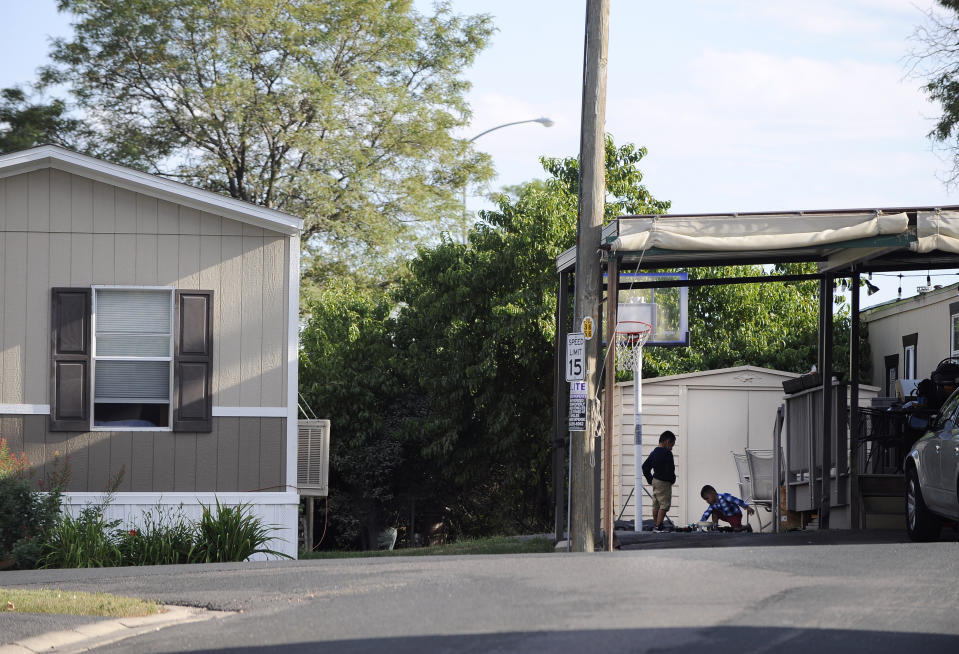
571, 0, 610, 553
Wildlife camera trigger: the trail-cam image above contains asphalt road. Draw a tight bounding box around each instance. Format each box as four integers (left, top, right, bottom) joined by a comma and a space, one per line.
3, 533, 959, 653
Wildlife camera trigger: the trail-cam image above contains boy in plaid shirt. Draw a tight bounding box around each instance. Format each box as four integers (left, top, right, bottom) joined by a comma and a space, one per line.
700, 484, 754, 531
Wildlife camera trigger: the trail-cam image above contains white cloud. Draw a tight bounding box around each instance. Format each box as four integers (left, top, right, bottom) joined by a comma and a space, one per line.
607, 47, 935, 155
603, 46, 959, 212
455, 1, 959, 215
753, 0, 931, 36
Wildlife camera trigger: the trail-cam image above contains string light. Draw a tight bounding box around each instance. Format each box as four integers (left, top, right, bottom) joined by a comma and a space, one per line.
868, 271, 959, 278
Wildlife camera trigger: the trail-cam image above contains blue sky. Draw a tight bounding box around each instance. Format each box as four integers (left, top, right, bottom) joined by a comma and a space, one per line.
4, 1, 959, 305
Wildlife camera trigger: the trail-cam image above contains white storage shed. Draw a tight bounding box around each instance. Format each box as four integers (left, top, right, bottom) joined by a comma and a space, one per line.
612, 366, 799, 529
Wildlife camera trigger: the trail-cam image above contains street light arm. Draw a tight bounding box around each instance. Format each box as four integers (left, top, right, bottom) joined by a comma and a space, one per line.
468, 117, 554, 142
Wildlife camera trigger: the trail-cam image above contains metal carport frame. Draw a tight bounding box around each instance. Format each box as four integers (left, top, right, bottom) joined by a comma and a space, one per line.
555, 206, 959, 550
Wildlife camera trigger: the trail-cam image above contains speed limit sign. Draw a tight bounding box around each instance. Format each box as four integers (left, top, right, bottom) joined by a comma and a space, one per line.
566, 332, 585, 381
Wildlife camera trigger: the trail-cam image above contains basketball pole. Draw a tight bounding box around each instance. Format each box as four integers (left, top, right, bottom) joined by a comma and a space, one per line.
633, 346, 644, 531
603, 257, 619, 551
570, 0, 610, 553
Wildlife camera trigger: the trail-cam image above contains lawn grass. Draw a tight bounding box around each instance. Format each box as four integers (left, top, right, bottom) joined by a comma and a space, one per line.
0, 588, 160, 617
300, 535, 555, 559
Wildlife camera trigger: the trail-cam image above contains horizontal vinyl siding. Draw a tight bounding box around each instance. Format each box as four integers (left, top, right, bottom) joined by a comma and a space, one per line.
0, 170, 289, 409
611, 380, 682, 525
1, 414, 286, 494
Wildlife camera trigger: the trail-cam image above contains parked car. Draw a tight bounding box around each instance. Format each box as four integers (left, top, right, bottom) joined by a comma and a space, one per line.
905, 388, 959, 541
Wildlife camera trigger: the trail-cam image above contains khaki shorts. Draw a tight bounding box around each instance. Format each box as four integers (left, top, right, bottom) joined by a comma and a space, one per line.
651, 478, 672, 513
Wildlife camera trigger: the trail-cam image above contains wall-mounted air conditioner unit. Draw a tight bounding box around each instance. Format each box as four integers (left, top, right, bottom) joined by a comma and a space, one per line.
297, 419, 330, 497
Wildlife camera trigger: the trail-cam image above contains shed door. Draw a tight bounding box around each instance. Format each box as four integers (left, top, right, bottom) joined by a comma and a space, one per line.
686, 389, 748, 525
685, 388, 785, 526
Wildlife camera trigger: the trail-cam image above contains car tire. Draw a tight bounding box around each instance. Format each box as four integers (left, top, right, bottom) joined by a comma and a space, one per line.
906, 468, 941, 542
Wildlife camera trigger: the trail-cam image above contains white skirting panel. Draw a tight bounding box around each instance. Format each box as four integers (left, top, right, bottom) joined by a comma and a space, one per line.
60, 492, 299, 560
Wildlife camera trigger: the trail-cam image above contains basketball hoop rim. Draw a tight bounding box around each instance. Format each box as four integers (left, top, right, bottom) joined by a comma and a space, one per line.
614, 320, 652, 338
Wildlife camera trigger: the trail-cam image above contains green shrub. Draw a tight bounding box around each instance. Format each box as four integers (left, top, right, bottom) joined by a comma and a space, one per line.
118, 506, 195, 566
10, 536, 45, 569
0, 439, 64, 568
39, 505, 123, 569
190, 499, 292, 562
1, 477, 37, 558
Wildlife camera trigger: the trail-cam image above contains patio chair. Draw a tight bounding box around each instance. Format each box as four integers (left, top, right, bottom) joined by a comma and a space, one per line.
732, 451, 761, 532
731, 451, 752, 503
745, 448, 776, 532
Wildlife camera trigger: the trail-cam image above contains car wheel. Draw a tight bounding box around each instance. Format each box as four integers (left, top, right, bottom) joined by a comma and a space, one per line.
906, 468, 941, 542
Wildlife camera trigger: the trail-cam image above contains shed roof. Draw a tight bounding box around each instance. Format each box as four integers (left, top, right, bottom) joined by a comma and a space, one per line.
625, 365, 798, 387
619, 365, 881, 392
0, 145, 303, 236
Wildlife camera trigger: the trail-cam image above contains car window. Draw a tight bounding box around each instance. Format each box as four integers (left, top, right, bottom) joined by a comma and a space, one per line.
935, 390, 959, 429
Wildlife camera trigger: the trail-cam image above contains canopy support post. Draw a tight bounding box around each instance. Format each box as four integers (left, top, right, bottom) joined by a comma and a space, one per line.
849, 272, 861, 528
819, 274, 834, 529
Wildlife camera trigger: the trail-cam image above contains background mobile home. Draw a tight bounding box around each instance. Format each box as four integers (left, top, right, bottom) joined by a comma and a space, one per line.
0, 146, 302, 557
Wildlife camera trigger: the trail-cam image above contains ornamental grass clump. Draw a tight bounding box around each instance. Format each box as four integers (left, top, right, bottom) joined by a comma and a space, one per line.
36, 493, 289, 568
190, 499, 292, 563
119, 505, 195, 566
39, 505, 123, 569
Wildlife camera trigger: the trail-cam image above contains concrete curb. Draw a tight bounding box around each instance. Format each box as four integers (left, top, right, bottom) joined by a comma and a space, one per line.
0, 605, 230, 654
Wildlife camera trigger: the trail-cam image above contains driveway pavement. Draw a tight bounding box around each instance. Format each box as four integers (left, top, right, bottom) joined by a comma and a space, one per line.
2, 530, 959, 653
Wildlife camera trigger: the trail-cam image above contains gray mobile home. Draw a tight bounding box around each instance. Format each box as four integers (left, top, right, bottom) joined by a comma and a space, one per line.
0, 146, 302, 557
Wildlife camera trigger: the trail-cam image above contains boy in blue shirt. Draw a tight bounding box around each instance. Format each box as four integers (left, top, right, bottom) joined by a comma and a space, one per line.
700, 484, 754, 531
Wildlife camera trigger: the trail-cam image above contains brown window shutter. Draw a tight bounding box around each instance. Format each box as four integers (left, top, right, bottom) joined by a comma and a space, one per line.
173, 290, 213, 432
50, 288, 91, 431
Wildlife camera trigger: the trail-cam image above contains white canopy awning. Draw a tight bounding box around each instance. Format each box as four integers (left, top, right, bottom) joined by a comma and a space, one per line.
609, 212, 909, 253
913, 210, 959, 254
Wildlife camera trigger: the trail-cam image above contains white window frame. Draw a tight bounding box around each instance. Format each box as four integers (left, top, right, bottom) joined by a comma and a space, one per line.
90, 285, 175, 432
952, 313, 959, 358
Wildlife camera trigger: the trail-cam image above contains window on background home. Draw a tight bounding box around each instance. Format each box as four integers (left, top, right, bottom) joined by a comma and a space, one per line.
952, 314, 959, 358
884, 354, 899, 398
92, 288, 173, 429
903, 344, 916, 379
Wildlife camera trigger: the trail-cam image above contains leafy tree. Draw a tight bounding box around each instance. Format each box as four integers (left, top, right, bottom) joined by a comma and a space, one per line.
391, 137, 668, 535
0, 87, 83, 154
44, 0, 494, 287
298, 279, 411, 549
911, 0, 959, 183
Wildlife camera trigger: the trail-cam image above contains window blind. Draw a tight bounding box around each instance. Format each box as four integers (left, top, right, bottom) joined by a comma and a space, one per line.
96, 290, 171, 343
95, 360, 170, 402
94, 289, 172, 404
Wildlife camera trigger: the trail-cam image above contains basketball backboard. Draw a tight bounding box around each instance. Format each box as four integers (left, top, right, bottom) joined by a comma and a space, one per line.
606, 271, 689, 347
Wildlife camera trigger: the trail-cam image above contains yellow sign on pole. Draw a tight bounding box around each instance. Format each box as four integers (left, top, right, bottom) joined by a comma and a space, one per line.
581, 316, 594, 340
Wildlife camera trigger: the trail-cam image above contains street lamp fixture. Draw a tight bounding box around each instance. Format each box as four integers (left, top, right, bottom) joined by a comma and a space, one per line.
459, 117, 554, 242
468, 116, 554, 142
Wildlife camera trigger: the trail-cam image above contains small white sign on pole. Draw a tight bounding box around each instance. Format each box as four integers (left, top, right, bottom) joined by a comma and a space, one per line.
565, 332, 586, 382
568, 381, 588, 431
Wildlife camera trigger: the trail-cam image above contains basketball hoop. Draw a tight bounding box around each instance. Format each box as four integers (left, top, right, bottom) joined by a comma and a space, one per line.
614, 320, 652, 372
